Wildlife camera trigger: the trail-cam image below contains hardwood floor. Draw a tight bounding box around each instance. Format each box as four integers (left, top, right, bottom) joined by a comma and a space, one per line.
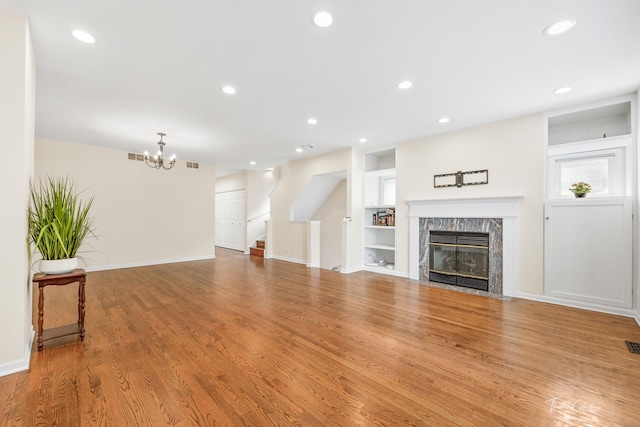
1, 248, 640, 426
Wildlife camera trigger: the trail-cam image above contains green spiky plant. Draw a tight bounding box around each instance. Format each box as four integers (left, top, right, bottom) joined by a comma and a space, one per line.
28, 176, 95, 260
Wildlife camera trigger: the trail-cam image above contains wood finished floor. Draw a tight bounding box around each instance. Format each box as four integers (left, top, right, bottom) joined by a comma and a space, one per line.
1, 248, 640, 426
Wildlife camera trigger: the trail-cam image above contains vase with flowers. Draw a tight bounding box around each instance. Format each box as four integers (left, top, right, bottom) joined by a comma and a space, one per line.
570, 182, 591, 198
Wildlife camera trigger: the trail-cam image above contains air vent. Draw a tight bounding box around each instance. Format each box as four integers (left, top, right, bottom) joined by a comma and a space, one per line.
626, 341, 640, 354
187, 161, 199, 169
127, 153, 144, 161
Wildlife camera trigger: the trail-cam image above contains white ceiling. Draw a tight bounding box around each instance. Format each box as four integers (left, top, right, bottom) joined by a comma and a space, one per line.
3, 0, 640, 176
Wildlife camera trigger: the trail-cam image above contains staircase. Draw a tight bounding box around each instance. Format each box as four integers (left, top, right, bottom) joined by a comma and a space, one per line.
249, 239, 265, 258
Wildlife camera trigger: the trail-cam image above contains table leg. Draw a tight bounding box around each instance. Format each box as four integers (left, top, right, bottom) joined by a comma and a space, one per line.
38, 286, 44, 351
78, 278, 86, 341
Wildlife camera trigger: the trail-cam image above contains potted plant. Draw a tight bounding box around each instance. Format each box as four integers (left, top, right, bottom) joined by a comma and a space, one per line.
28, 176, 95, 274
569, 182, 591, 198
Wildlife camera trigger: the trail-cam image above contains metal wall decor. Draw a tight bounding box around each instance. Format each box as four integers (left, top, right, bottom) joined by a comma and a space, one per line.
434, 169, 488, 188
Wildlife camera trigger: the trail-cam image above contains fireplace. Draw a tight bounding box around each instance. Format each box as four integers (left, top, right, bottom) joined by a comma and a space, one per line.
407, 196, 522, 297
429, 231, 490, 291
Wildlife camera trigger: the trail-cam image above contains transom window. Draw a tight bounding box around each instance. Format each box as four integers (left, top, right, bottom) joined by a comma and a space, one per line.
547, 137, 629, 198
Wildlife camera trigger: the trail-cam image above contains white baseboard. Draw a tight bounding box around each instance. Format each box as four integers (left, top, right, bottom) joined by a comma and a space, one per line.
85, 255, 216, 272
518, 292, 639, 325
340, 266, 362, 274
0, 328, 34, 378
272, 255, 306, 265
362, 265, 409, 278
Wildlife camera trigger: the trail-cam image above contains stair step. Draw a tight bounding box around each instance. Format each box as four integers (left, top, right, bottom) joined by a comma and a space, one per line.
256, 240, 265, 249
250, 246, 264, 257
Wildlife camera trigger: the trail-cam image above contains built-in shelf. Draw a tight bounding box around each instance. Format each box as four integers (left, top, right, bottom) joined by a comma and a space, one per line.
364, 265, 397, 274
364, 149, 396, 274
548, 101, 631, 146
544, 97, 634, 308
364, 243, 395, 250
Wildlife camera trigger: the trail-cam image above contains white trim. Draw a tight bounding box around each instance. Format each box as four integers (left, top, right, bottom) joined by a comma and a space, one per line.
407, 196, 523, 218
547, 139, 629, 198
362, 266, 409, 278
85, 255, 216, 272
307, 221, 321, 268
340, 266, 362, 274
407, 196, 523, 297
272, 255, 307, 265
546, 94, 635, 120
543, 197, 633, 308
0, 328, 34, 378
518, 293, 639, 326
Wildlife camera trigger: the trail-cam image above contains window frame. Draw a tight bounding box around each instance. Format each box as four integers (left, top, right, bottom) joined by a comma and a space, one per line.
547, 135, 631, 199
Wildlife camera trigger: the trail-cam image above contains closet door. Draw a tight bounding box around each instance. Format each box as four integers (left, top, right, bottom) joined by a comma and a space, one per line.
215, 190, 246, 251
544, 198, 632, 308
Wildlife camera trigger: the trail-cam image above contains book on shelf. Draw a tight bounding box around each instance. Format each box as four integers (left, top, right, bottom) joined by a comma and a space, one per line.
373, 208, 395, 226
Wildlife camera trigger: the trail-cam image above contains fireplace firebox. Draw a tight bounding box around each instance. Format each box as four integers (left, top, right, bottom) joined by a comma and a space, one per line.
428, 231, 489, 291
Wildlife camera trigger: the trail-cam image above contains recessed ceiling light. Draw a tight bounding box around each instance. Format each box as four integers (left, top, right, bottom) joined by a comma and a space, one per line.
296, 147, 304, 153
554, 86, 572, 94
313, 11, 333, 28
222, 85, 236, 95
438, 117, 450, 124
307, 117, 318, 125
72, 30, 95, 44
250, 161, 256, 165
543, 20, 576, 36
359, 138, 367, 143
398, 80, 413, 90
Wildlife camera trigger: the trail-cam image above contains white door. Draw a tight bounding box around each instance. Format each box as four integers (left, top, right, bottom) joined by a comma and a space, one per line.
215, 190, 246, 251
544, 197, 632, 308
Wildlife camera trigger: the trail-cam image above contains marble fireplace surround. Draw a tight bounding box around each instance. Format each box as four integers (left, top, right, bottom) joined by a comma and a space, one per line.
408, 196, 523, 297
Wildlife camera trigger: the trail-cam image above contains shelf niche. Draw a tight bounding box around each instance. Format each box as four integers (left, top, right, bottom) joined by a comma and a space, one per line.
548, 101, 631, 146
363, 149, 396, 274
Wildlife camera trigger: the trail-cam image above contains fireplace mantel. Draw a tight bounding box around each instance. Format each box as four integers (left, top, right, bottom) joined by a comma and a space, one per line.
407, 196, 523, 297
407, 196, 523, 218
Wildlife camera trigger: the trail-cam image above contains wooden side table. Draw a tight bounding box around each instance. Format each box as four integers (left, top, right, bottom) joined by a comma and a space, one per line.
32, 268, 87, 351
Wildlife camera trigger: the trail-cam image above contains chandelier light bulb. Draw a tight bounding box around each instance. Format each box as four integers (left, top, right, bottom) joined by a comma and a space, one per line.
143, 132, 176, 170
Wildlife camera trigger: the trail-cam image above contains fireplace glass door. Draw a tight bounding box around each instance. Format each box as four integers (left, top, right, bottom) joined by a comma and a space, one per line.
429, 231, 489, 291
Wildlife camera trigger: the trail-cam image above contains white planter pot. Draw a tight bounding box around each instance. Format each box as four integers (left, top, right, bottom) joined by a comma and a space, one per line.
39, 257, 78, 275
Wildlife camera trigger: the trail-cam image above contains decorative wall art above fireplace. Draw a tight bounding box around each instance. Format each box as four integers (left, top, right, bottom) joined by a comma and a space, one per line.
434, 169, 488, 188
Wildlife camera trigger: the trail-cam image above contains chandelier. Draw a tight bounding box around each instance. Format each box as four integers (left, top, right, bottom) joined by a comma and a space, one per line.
144, 132, 176, 170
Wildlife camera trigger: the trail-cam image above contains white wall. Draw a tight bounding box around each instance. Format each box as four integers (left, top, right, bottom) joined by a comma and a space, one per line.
396, 114, 545, 294
216, 169, 280, 251
0, 8, 35, 376
246, 169, 279, 248
35, 138, 216, 269
216, 172, 246, 193
311, 179, 347, 270
271, 149, 354, 263
636, 89, 640, 316
345, 147, 364, 273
